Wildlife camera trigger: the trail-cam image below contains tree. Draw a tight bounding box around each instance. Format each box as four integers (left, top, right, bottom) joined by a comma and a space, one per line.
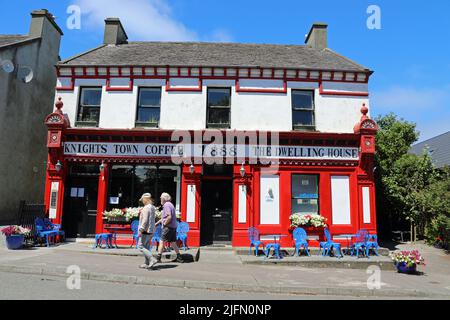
374, 113, 419, 238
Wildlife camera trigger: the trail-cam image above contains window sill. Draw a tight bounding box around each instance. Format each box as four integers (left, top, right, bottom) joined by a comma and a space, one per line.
292, 125, 316, 132
207, 123, 231, 129
135, 122, 159, 128
75, 121, 99, 128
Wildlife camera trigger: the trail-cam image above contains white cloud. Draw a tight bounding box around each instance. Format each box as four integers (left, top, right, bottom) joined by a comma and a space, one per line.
371, 85, 450, 114
371, 85, 450, 142
75, 0, 198, 41
74, 0, 233, 42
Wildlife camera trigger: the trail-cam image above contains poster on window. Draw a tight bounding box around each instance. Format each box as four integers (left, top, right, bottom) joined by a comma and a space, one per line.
260, 175, 279, 225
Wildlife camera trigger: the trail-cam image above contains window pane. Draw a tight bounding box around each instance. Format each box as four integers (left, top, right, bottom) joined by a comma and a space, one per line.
208, 88, 230, 107
80, 106, 100, 122
134, 166, 157, 207
208, 108, 230, 125
292, 174, 319, 215
81, 88, 102, 106
292, 91, 313, 110
293, 110, 313, 126
139, 89, 161, 106
109, 165, 134, 209
137, 107, 160, 123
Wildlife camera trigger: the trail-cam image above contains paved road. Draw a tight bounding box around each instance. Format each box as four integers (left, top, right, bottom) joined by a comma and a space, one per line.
0, 271, 362, 300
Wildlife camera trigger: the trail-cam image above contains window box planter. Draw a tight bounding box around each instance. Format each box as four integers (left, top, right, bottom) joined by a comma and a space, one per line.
5, 234, 24, 250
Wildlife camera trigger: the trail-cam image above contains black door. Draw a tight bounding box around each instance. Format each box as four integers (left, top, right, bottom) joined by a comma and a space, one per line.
200, 180, 233, 245
63, 176, 98, 238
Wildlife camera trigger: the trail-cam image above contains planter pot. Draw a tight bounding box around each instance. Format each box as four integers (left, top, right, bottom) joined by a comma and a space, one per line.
396, 262, 417, 274
5, 234, 24, 250
107, 217, 127, 223
291, 226, 325, 241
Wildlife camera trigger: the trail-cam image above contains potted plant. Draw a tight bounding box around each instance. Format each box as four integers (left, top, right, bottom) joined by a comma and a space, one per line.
289, 214, 327, 241
1, 225, 31, 250
103, 208, 127, 223
390, 250, 425, 274
124, 207, 142, 222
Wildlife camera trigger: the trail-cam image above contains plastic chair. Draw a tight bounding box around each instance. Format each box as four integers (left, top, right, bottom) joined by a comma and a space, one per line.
318, 228, 343, 258
43, 218, 65, 242
351, 229, 369, 258
35, 218, 58, 247
150, 224, 162, 251
248, 227, 265, 256
365, 234, 379, 256
265, 243, 281, 259
293, 227, 310, 256
176, 222, 189, 251
130, 220, 140, 249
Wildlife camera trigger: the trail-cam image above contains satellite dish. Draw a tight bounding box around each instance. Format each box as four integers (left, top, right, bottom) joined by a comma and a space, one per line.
17, 66, 34, 83
1, 60, 15, 73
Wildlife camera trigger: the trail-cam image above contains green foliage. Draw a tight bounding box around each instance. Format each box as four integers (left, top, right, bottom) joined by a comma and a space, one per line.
374, 114, 449, 245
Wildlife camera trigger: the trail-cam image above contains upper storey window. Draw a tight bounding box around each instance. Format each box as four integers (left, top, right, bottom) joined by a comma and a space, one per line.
207, 88, 231, 129
136, 88, 161, 128
292, 90, 315, 131
76, 87, 102, 127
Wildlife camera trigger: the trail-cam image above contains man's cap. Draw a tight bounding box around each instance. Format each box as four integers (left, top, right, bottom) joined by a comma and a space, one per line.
139, 193, 152, 201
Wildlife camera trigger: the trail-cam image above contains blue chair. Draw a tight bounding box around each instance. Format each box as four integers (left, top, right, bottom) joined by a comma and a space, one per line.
265, 243, 281, 259
176, 222, 189, 251
318, 228, 343, 258
94, 233, 113, 249
35, 218, 58, 247
365, 234, 380, 256
150, 224, 162, 251
351, 229, 369, 258
248, 227, 265, 256
293, 227, 310, 256
43, 218, 65, 242
130, 220, 140, 249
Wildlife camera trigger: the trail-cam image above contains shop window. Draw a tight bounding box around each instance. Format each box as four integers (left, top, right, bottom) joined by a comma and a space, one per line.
291, 174, 319, 215
207, 88, 231, 128
76, 87, 102, 127
108, 165, 178, 210
135, 88, 161, 128
292, 90, 315, 131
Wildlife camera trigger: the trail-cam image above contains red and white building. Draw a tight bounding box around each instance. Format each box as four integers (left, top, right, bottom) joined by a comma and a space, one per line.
44, 19, 378, 247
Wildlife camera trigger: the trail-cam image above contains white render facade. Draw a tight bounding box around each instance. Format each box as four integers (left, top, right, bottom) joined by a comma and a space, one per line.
56, 77, 369, 133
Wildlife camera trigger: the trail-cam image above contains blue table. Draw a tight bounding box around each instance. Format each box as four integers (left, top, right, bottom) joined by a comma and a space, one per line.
261, 234, 287, 259
336, 234, 356, 255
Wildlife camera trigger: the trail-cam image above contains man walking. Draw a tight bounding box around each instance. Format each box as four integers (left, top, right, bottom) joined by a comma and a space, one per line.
138, 193, 158, 269
155, 192, 184, 263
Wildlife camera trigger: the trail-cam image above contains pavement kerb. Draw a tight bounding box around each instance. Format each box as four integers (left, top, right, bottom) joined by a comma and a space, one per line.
0, 263, 447, 299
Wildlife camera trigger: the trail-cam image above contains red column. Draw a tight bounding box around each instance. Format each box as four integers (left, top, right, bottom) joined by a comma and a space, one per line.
96, 162, 109, 234
180, 164, 201, 247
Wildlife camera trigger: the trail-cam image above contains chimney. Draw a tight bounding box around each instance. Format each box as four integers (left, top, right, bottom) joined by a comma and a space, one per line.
305, 23, 328, 50
29, 9, 63, 38
104, 18, 128, 45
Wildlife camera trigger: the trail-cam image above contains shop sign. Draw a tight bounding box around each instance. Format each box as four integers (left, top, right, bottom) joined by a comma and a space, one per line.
63, 142, 359, 161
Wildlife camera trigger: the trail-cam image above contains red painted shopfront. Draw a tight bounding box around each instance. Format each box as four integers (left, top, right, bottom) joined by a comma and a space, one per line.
43, 99, 378, 247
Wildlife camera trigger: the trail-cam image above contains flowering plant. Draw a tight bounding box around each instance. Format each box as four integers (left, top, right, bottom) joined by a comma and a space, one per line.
389, 250, 425, 267
155, 209, 162, 221
103, 208, 126, 220
1, 225, 31, 237
124, 207, 142, 221
289, 214, 327, 228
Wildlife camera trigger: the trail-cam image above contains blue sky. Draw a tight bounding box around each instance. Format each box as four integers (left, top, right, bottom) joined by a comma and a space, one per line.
2, 0, 449, 142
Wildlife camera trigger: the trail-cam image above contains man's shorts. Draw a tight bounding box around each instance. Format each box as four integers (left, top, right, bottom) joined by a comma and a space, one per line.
161, 226, 177, 242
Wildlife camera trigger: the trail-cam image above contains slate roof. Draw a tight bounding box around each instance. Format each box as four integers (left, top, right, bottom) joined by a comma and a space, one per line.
59, 41, 371, 72
411, 131, 450, 168
0, 35, 36, 49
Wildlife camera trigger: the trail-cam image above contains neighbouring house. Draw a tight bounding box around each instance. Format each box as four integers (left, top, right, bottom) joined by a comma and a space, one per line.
0, 10, 63, 224
44, 18, 378, 246
411, 131, 450, 169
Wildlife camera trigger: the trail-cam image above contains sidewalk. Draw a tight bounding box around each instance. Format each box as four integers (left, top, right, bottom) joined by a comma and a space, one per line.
0, 239, 449, 299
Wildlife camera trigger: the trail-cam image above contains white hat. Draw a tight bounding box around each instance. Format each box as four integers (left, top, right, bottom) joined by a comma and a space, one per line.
139, 193, 152, 201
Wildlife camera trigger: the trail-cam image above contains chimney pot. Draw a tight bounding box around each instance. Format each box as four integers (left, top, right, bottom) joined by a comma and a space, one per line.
305, 22, 328, 50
